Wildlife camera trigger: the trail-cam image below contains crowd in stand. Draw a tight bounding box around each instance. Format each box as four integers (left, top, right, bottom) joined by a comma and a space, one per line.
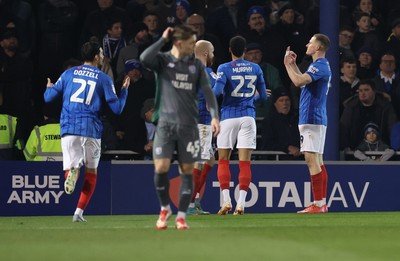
1, 0, 400, 161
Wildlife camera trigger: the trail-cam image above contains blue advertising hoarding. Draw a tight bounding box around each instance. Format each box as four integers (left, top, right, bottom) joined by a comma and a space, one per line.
0, 161, 399, 216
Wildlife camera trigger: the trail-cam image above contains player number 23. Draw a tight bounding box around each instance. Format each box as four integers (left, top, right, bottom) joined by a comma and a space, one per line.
231, 75, 256, 97
71, 78, 97, 105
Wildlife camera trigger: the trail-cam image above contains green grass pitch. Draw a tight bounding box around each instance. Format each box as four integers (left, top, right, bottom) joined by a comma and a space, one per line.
1, 212, 400, 261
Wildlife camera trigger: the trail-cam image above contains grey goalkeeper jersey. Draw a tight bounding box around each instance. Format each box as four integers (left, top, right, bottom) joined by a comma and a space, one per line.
140, 37, 219, 126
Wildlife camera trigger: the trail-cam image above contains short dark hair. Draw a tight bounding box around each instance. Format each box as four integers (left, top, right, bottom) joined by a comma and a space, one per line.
314, 33, 330, 52
340, 56, 357, 68
172, 24, 196, 42
106, 17, 122, 30
230, 36, 246, 57
81, 41, 101, 62
358, 79, 376, 91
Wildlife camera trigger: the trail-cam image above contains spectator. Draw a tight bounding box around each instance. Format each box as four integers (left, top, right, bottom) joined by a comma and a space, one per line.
1, 0, 35, 58
111, 59, 155, 157
386, 18, 400, 66
354, 122, 395, 161
373, 52, 400, 119
351, 12, 383, 57
141, 98, 156, 160
23, 110, 62, 162
126, 0, 158, 24
261, 87, 302, 160
340, 79, 398, 150
152, 0, 176, 31
90, 36, 114, 80
102, 18, 127, 77
80, 0, 132, 46
352, 0, 384, 35
174, 0, 191, 25
116, 22, 151, 81
187, 13, 227, 68
143, 10, 161, 43
0, 112, 23, 160
35, 0, 79, 120
340, 56, 360, 116
339, 26, 356, 60
273, 3, 309, 62
205, 0, 242, 54
244, 42, 283, 118
356, 45, 377, 80
0, 29, 34, 142
241, 5, 287, 78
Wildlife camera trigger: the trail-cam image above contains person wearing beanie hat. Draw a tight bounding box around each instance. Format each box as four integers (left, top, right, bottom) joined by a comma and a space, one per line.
130, 22, 149, 44
246, 5, 266, 23
244, 42, 284, 118
124, 59, 142, 74
116, 22, 150, 80
242, 5, 286, 72
261, 86, 301, 160
175, 0, 191, 25
278, 3, 294, 18
356, 45, 376, 79
354, 122, 395, 161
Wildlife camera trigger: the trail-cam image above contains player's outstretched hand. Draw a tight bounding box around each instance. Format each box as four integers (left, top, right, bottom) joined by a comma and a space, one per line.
211, 118, 220, 137
46, 78, 54, 88
122, 75, 130, 89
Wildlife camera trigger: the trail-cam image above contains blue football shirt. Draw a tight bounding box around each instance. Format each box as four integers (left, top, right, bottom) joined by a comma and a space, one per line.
198, 67, 218, 125
299, 58, 331, 126
213, 59, 267, 121
44, 64, 128, 139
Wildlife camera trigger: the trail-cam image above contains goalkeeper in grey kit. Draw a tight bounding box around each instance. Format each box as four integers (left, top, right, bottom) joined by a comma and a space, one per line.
140, 25, 220, 230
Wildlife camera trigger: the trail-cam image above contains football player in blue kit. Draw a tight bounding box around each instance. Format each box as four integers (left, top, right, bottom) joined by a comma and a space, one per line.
213, 36, 268, 215
284, 34, 331, 213
44, 41, 130, 222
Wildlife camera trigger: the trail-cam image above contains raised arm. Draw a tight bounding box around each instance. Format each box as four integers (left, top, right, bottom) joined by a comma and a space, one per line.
284, 46, 312, 87
140, 27, 173, 70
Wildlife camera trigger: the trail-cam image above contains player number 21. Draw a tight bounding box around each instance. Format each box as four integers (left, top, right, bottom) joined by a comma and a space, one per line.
71, 78, 97, 105
231, 75, 256, 97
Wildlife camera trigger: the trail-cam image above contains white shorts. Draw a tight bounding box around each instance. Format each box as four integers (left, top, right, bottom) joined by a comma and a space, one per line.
217, 117, 256, 149
198, 124, 214, 161
61, 135, 101, 170
298, 124, 327, 154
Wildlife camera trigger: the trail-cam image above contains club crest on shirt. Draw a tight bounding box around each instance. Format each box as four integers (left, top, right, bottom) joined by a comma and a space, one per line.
188, 65, 196, 74
167, 62, 175, 68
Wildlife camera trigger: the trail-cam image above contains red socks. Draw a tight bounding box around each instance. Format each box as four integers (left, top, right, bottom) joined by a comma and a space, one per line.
77, 172, 97, 210
321, 165, 328, 199
191, 168, 202, 202
198, 163, 212, 192
310, 172, 324, 201
217, 160, 231, 190
239, 161, 251, 191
